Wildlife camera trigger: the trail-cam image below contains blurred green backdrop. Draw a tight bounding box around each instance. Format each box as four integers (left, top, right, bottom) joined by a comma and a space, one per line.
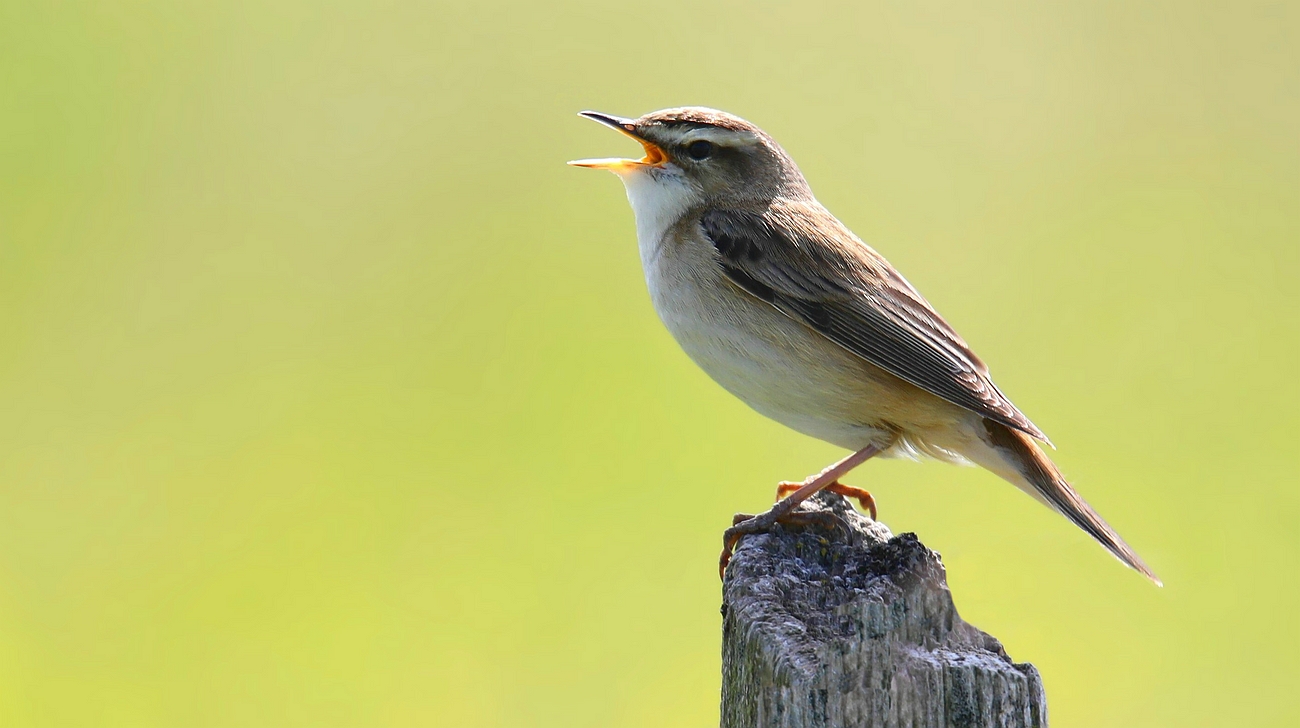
2, 0, 1297, 725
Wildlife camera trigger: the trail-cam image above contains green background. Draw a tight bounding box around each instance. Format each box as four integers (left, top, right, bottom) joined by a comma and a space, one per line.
2, 1, 1297, 725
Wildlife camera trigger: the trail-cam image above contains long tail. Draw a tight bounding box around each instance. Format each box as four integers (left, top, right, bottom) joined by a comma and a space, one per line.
964, 419, 1161, 586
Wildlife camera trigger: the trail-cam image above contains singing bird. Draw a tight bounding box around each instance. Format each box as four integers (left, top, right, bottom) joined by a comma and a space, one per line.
570, 107, 1159, 585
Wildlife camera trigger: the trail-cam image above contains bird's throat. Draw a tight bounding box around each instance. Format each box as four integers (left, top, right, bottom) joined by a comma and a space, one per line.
620, 168, 698, 261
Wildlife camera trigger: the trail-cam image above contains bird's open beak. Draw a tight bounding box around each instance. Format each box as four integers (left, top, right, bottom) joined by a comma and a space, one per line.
568, 111, 667, 172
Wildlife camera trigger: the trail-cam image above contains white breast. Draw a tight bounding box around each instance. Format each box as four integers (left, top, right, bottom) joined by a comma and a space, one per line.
615, 167, 894, 452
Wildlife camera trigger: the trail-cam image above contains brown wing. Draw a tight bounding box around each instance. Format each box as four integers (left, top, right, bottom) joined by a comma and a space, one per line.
700, 203, 1049, 443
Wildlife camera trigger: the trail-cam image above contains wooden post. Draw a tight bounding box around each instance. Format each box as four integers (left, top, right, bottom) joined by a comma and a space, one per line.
721, 491, 1047, 728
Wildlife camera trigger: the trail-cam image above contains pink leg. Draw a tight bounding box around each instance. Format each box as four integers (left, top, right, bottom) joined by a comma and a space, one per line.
719, 443, 883, 577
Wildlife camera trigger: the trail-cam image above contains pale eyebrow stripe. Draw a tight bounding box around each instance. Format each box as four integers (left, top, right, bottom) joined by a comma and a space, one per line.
676, 126, 761, 146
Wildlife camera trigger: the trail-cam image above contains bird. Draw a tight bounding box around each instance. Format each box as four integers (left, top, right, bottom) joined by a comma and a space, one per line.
569, 107, 1160, 586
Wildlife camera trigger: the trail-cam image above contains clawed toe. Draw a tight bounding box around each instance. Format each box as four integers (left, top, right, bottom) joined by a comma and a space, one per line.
719, 511, 776, 577
830, 483, 877, 521
718, 507, 849, 578
777, 480, 877, 521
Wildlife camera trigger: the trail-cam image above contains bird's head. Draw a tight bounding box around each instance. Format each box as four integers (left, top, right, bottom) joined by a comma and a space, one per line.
569, 107, 810, 207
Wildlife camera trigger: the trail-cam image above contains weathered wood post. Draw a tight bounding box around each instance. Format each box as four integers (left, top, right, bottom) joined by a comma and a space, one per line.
721, 491, 1047, 728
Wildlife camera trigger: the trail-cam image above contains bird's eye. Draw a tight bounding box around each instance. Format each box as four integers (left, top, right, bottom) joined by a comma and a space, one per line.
686, 140, 714, 161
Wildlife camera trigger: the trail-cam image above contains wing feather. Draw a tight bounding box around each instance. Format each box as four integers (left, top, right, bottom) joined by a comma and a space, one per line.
700, 204, 1049, 443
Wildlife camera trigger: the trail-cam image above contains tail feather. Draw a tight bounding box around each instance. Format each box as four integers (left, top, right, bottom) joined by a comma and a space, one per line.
972, 420, 1161, 586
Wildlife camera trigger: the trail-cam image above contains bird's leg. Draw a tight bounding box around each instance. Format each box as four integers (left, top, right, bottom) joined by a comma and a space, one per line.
775, 481, 877, 521
720, 443, 883, 577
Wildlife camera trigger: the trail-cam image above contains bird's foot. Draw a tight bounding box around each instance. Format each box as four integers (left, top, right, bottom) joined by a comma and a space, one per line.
776, 480, 877, 521
719, 445, 886, 579
718, 505, 847, 578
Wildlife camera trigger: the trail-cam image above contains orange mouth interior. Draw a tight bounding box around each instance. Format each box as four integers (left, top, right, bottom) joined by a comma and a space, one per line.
639, 139, 666, 165
568, 121, 668, 171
